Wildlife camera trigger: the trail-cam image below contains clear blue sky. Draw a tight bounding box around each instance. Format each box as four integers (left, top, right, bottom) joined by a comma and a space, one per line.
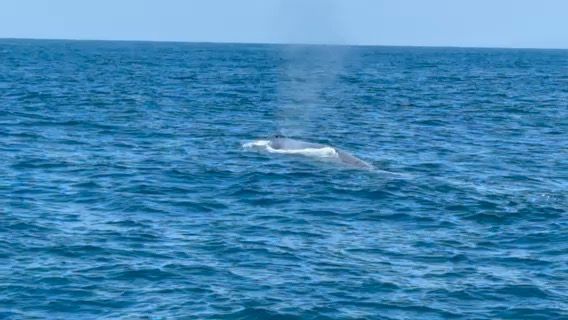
0, 0, 566, 49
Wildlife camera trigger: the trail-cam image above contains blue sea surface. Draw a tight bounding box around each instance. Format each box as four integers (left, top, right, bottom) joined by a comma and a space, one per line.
0, 39, 567, 319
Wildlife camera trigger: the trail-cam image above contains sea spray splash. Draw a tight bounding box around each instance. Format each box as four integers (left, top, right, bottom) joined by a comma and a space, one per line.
273, 0, 349, 139
276, 46, 349, 138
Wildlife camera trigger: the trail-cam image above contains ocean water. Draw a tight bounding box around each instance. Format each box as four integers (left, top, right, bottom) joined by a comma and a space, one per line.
0, 39, 567, 319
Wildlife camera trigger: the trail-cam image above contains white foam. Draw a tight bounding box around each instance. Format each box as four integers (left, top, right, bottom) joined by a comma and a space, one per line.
266, 145, 338, 158
242, 139, 271, 149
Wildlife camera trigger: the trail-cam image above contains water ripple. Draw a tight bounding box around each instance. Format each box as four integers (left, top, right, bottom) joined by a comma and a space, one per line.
1, 39, 567, 319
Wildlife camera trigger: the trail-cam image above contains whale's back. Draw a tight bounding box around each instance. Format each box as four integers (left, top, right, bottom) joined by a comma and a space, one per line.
244, 137, 373, 170
336, 149, 374, 170
270, 138, 325, 150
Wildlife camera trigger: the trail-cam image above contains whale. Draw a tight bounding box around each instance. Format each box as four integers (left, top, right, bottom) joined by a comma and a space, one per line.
243, 135, 374, 170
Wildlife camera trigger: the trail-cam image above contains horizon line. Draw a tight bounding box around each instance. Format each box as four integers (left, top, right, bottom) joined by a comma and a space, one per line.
1, 37, 567, 51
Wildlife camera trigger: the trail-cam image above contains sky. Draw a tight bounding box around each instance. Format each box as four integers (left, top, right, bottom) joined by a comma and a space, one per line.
0, 0, 567, 49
